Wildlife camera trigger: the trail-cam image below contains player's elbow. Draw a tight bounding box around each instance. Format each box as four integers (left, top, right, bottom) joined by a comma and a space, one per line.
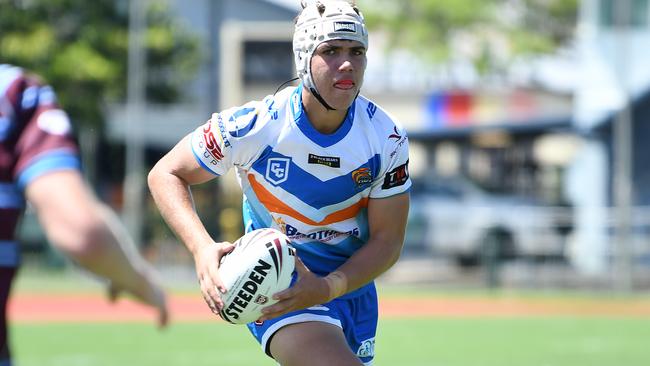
147, 164, 162, 193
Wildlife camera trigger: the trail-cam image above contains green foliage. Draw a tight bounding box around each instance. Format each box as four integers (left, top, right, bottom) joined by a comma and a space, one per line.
0, 0, 201, 127
360, 0, 578, 72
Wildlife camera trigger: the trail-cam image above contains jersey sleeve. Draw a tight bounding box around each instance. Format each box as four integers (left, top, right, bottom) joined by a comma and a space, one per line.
12, 74, 81, 190
369, 124, 411, 199
190, 100, 269, 176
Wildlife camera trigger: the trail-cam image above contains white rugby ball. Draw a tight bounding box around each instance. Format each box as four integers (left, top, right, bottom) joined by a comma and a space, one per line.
218, 228, 296, 324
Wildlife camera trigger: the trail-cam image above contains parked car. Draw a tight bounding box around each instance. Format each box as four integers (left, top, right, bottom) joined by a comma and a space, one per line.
406, 174, 573, 266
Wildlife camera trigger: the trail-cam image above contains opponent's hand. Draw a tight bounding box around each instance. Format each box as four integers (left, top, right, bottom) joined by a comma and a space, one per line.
193, 241, 235, 315
258, 257, 330, 321
107, 267, 169, 329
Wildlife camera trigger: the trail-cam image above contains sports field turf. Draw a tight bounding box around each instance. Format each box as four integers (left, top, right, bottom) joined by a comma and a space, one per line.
10, 270, 650, 365
12, 317, 650, 366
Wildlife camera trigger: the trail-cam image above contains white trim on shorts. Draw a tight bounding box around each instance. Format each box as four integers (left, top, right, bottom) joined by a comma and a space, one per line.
260, 313, 342, 354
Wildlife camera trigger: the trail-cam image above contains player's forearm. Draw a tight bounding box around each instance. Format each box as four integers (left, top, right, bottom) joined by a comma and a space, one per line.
333, 236, 404, 295
147, 168, 213, 255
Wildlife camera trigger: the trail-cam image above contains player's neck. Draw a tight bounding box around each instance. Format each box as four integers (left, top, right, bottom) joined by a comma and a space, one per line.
302, 91, 348, 135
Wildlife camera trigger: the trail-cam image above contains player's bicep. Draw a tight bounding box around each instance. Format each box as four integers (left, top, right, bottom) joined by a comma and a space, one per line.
367, 192, 410, 248
153, 134, 215, 186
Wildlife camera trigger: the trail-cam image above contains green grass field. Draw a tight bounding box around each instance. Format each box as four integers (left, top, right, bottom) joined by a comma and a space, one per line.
12, 316, 650, 366
10, 269, 650, 366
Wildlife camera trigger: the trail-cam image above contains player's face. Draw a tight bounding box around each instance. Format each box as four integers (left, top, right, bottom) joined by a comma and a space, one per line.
310, 39, 367, 110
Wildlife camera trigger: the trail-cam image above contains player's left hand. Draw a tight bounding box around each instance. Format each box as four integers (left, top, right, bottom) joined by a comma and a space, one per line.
258, 257, 329, 321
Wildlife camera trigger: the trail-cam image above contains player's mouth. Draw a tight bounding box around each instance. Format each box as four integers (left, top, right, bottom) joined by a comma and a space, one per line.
334, 79, 355, 90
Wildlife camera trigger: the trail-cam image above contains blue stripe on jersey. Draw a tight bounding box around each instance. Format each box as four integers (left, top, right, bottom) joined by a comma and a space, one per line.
0, 183, 23, 209
16, 150, 81, 190
252, 147, 381, 210
0, 240, 20, 267
290, 84, 356, 148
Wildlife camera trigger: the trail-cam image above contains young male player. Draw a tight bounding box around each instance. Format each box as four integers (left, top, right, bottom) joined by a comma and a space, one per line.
149, 1, 410, 364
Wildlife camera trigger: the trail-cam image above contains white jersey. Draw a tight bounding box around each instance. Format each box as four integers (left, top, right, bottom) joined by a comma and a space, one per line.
191, 84, 410, 285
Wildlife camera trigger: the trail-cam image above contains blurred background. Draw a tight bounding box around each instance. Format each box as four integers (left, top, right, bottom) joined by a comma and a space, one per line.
4, 0, 650, 293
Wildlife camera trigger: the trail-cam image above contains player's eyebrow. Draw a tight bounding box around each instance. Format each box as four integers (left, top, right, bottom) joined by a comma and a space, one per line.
319, 44, 366, 52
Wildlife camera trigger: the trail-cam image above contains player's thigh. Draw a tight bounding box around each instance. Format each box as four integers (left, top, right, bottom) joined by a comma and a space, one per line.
270, 321, 362, 366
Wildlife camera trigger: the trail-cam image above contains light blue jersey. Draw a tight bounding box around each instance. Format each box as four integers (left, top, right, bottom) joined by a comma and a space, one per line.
191, 85, 410, 363
191, 84, 410, 279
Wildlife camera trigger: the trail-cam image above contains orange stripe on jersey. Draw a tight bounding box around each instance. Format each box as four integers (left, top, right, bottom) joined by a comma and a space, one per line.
248, 174, 368, 225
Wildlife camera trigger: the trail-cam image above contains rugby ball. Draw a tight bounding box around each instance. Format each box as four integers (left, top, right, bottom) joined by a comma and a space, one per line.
218, 228, 296, 324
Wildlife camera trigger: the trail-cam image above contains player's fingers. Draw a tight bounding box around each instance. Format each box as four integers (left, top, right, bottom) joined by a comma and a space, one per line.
209, 266, 228, 295
199, 274, 222, 313
272, 285, 295, 300
220, 243, 235, 255
259, 299, 294, 321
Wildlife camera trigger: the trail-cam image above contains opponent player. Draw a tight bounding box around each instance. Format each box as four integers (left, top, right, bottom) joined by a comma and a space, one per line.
148, 1, 410, 365
0, 64, 168, 365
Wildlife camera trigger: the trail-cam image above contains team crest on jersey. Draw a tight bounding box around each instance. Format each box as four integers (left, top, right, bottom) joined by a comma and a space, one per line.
266, 158, 291, 185
351, 167, 372, 188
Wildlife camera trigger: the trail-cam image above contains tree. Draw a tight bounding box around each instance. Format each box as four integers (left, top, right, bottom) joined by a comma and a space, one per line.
360, 0, 579, 75
0, 0, 201, 128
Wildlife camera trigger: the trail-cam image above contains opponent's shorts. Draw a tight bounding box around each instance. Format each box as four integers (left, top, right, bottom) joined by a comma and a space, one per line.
247, 283, 378, 365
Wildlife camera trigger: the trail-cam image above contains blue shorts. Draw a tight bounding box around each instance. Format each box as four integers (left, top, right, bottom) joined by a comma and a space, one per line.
246, 282, 378, 365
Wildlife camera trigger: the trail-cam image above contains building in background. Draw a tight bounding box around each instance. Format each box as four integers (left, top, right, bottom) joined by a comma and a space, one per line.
99, 0, 650, 281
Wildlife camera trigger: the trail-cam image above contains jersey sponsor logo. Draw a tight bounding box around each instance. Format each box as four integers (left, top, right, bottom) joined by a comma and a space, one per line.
284, 222, 360, 242
382, 161, 409, 189
266, 157, 291, 185
366, 102, 377, 119
228, 107, 258, 137
334, 21, 356, 33
351, 167, 372, 188
357, 338, 375, 358
201, 122, 224, 164
308, 153, 341, 168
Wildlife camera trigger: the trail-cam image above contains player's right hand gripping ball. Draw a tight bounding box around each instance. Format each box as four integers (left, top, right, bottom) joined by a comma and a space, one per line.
218, 228, 296, 324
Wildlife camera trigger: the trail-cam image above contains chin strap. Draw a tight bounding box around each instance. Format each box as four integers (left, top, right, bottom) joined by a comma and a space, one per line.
309, 87, 336, 111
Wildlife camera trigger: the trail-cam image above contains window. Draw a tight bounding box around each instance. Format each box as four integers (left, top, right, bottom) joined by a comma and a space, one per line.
243, 41, 294, 85
600, 0, 649, 28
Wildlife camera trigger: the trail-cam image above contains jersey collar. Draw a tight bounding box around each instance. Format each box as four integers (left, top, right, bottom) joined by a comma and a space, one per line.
290, 83, 355, 148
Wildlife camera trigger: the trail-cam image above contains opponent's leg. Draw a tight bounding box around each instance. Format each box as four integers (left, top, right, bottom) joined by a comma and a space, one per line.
0, 267, 17, 366
269, 321, 362, 366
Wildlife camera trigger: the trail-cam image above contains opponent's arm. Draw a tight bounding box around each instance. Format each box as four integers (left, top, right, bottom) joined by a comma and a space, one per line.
261, 192, 409, 320
26, 170, 169, 327
147, 134, 234, 313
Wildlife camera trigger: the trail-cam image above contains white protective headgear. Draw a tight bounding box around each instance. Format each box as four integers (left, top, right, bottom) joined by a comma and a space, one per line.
293, 0, 368, 109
